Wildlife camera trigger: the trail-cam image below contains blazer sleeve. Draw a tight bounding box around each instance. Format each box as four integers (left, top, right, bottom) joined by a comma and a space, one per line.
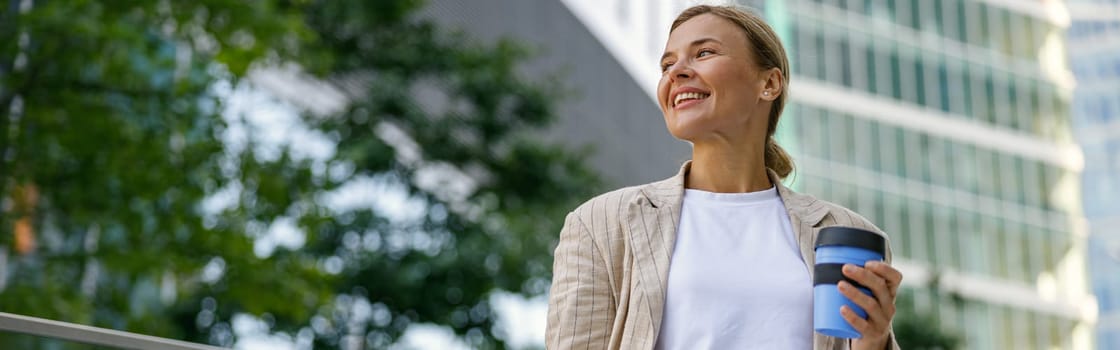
546, 211, 615, 349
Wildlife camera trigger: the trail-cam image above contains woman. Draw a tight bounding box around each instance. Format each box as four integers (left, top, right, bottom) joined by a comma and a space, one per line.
546, 5, 903, 350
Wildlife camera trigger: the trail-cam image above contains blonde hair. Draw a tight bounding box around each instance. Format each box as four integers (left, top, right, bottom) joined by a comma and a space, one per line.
670, 5, 794, 178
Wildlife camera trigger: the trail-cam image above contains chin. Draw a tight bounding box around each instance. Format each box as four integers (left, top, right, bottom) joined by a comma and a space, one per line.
665, 124, 708, 142
666, 109, 708, 129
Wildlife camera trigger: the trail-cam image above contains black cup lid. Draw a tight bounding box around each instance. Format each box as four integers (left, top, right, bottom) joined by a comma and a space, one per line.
814, 226, 887, 254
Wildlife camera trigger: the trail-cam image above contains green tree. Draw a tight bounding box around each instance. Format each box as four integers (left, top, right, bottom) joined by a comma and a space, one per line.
893, 312, 963, 350
281, 0, 601, 347
0, 0, 597, 348
0, 0, 327, 346
892, 292, 963, 350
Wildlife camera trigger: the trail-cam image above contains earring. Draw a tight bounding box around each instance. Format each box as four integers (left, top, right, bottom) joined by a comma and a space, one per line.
763, 91, 771, 96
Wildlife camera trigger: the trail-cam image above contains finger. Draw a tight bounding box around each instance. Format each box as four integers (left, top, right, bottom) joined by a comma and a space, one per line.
843, 264, 890, 305
840, 274, 897, 321
838, 281, 887, 330
866, 261, 903, 297
841, 305, 880, 338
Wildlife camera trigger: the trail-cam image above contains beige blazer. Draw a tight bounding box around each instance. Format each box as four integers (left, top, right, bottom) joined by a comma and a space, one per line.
546, 161, 901, 350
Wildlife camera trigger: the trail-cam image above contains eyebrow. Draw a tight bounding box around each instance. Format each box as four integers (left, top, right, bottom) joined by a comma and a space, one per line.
660, 37, 724, 62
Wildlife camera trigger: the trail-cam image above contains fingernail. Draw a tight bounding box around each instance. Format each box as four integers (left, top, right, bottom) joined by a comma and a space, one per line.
844, 264, 856, 272
866, 261, 878, 268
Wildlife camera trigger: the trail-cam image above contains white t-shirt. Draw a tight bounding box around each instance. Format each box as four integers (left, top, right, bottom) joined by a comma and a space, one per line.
654, 186, 813, 350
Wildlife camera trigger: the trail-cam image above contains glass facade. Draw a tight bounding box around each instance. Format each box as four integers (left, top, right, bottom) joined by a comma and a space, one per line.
1068, 0, 1120, 349
770, 0, 1093, 349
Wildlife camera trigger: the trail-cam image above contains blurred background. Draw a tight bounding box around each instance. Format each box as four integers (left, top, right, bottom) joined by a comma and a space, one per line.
0, 0, 1117, 349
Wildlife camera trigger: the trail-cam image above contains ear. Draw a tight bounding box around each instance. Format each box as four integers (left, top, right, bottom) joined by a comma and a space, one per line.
759, 67, 783, 101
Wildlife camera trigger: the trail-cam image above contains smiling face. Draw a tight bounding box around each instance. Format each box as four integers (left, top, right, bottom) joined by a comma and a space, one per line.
657, 13, 777, 144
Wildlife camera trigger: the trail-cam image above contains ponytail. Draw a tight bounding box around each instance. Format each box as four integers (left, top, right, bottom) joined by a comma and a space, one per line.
764, 137, 793, 179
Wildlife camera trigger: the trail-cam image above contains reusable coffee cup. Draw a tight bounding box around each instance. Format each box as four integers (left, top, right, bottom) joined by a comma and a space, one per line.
813, 226, 887, 339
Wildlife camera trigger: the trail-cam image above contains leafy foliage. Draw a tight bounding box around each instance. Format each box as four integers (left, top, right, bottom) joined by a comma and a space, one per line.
892, 292, 963, 350
0, 0, 598, 348
893, 312, 963, 350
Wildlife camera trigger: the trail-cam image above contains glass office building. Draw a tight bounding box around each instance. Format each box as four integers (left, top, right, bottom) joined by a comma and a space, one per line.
1068, 0, 1120, 349
776, 1, 1095, 349
559, 0, 1097, 348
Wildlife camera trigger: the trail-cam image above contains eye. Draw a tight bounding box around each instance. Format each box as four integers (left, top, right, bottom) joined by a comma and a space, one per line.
697, 48, 716, 57
660, 61, 675, 72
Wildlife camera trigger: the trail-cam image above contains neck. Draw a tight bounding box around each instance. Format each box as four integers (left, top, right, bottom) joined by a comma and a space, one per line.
686, 140, 772, 193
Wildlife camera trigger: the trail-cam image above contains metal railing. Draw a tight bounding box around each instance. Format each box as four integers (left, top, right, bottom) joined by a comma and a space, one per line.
0, 312, 224, 350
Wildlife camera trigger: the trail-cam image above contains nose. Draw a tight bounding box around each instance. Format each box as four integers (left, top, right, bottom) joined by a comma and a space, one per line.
665, 62, 693, 81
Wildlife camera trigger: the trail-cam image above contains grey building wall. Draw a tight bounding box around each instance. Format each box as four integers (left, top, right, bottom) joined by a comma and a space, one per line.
421, 0, 691, 188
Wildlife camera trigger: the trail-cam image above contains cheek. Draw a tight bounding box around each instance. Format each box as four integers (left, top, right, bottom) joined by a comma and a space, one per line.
658, 80, 679, 122
712, 75, 752, 106
656, 78, 670, 105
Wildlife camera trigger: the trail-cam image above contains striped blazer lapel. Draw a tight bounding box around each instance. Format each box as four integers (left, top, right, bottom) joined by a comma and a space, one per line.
771, 170, 838, 350
772, 170, 830, 269
623, 162, 687, 349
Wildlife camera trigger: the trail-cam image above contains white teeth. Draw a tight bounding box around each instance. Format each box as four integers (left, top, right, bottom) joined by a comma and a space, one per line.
673, 92, 709, 106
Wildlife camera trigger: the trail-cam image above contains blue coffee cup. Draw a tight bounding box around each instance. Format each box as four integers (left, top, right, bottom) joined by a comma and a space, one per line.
813, 226, 887, 339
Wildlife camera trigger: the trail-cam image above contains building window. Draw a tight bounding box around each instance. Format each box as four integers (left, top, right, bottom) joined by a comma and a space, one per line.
890, 47, 903, 100
960, 210, 984, 275
933, 57, 951, 113
913, 55, 927, 107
